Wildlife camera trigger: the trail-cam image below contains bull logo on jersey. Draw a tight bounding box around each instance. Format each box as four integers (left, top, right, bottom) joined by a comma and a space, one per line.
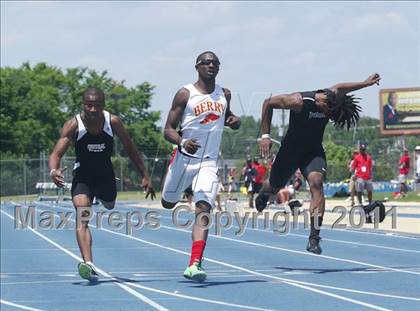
200, 113, 220, 125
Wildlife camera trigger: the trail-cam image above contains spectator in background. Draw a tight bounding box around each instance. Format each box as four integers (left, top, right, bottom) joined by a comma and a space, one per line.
383, 92, 399, 126
352, 143, 374, 205
348, 150, 358, 207
415, 146, 420, 183
242, 158, 257, 208
215, 178, 225, 212
227, 167, 238, 199
250, 158, 267, 207
398, 147, 410, 197
277, 169, 303, 205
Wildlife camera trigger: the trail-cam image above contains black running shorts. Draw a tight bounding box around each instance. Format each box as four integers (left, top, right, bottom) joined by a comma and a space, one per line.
270, 145, 327, 189
71, 169, 117, 202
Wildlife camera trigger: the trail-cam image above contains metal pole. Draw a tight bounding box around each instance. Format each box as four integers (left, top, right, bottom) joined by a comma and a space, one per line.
352, 125, 357, 145
120, 157, 123, 192
23, 159, 27, 195
282, 109, 285, 133
39, 151, 42, 183
43, 152, 46, 182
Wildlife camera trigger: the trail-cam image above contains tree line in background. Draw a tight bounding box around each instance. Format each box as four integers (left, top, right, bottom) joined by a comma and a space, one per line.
1, 62, 171, 160
1, 63, 419, 185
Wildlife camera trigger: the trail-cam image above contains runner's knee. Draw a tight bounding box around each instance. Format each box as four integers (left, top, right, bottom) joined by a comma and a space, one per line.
308, 177, 323, 193
195, 200, 211, 213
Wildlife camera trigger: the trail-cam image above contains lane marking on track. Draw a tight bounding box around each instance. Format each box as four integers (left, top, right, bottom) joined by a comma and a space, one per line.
0, 299, 44, 311
156, 213, 420, 254
34, 204, 420, 301
0, 209, 168, 311
159, 224, 420, 276
2, 205, 276, 311
29, 202, 396, 311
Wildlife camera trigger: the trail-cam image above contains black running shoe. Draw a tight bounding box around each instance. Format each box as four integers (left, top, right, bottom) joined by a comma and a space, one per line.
306, 236, 322, 255
288, 199, 303, 213
255, 194, 269, 212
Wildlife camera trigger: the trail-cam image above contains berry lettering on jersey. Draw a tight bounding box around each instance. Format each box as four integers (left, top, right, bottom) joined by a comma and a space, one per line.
193, 101, 225, 116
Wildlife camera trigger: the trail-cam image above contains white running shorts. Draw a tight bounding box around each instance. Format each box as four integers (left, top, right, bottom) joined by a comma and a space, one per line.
162, 151, 219, 208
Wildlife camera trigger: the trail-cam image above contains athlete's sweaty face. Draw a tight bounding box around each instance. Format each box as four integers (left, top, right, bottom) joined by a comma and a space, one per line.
195, 53, 220, 80
83, 94, 104, 119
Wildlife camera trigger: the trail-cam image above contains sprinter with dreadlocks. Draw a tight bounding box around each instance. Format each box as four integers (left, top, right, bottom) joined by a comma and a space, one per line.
256, 73, 381, 254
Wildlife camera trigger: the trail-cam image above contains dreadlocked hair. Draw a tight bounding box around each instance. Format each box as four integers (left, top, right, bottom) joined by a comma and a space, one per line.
319, 89, 362, 130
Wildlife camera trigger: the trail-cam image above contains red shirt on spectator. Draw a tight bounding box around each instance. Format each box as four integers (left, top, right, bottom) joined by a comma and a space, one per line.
352, 153, 373, 180
399, 154, 410, 175
252, 162, 267, 184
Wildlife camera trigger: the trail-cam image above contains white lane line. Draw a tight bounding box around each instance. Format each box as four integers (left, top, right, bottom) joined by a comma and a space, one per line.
0, 299, 44, 311
32, 202, 420, 275
29, 202, 391, 310
5, 204, 278, 311
2, 280, 93, 285
160, 224, 420, 276
34, 202, 390, 311
126, 282, 276, 311
32, 203, 415, 308
285, 279, 420, 302
322, 226, 420, 240
0, 209, 168, 311
288, 232, 420, 253
107, 202, 420, 240
32, 202, 420, 270
94, 226, 392, 311
157, 214, 420, 254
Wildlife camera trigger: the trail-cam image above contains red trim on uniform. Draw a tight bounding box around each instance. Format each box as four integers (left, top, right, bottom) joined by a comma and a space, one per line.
189, 240, 206, 266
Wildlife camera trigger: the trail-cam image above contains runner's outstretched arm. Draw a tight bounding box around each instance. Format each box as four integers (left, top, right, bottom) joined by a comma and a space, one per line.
329, 73, 381, 94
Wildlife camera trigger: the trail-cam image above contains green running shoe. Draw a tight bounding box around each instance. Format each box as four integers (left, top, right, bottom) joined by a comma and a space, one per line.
183, 261, 207, 282
78, 262, 99, 282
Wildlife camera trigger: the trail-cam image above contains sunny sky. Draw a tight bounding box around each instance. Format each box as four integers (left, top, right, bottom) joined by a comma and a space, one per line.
2, 1, 419, 128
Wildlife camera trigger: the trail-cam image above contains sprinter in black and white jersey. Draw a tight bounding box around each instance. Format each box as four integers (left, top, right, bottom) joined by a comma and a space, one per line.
256, 73, 381, 254
49, 87, 154, 282
162, 51, 240, 282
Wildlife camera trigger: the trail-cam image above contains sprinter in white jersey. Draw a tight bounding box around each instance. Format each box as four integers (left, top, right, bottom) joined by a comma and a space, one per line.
162, 51, 240, 282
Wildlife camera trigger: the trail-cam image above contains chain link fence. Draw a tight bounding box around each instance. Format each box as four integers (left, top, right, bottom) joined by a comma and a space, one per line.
0, 155, 171, 197
0, 155, 401, 197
